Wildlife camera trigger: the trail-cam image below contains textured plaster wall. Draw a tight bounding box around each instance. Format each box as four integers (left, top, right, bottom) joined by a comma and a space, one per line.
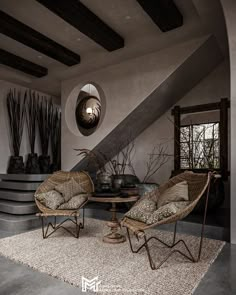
220, 0, 236, 243
61, 36, 212, 170
133, 60, 229, 184
0, 80, 60, 173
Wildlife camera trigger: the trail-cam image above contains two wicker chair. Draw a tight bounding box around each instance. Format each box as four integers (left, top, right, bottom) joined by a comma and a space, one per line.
121, 171, 213, 270
35, 170, 94, 239
35, 170, 214, 270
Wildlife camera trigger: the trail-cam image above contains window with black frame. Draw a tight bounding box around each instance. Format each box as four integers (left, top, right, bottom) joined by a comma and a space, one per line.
180, 122, 220, 170
172, 99, 229, 178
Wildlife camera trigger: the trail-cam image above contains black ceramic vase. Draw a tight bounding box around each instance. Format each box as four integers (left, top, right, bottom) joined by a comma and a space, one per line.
39, 155, 51, 174
7, 156, 25, 174
25, 153, 40, 174
112, 174, 140, 188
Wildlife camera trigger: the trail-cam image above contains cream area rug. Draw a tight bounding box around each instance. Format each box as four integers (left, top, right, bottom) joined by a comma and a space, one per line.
0, 218, 224, 295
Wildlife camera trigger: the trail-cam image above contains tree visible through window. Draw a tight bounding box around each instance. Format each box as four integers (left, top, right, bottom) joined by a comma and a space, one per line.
180, 123, 220, 169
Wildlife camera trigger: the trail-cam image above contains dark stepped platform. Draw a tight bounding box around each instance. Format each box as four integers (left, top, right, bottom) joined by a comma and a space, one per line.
0, 174, 49, 232
0, 181, 41, 191
0, 190, 34, 202
0, 212, 40, 232
0, 200, 37, 215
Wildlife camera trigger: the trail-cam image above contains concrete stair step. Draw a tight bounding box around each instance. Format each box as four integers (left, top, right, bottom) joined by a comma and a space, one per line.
0, 212, 40, 232
0, 200, 37, 215
0, 190, 34, 201
0, 181, 40, 191
0, 174, 47, 232
0, 174, 49, 182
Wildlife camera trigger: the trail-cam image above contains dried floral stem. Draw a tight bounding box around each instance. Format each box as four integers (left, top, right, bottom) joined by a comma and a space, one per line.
26, 90, 38, 154
51, 107, 61, 167
37, 97, 53, 155
6, 89, 26, 156
142, 144, 171, 183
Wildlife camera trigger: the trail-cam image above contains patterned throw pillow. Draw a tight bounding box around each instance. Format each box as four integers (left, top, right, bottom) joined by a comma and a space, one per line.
35, 190, 64, 210
157, 181, 189, 208
125, 199, 157, 223
55, 178, 86, 202
147, 201, 190, 224
58, 193, 89, 210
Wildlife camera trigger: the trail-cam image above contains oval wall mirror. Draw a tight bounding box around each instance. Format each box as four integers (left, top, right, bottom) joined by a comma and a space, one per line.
75, 83, 102, 136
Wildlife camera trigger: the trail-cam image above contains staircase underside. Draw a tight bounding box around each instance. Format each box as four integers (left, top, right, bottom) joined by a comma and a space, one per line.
72, 35, 223, 172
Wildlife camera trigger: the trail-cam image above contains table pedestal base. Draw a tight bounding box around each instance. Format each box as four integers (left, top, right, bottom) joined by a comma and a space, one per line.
103, 210, 126, 244
88, 197, 139, 244
103, 232, 126, 244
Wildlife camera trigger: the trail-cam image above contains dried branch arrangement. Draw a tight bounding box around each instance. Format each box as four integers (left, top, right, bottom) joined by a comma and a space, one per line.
37, 97, 53, 156
26, 90, 38, 154
107, 140, 136, 175
75, 148, 107, 173
51, 107, 61, 171
142, 144, 171, 183
6, 89, 26, 156
76, 139, 171, 183
75, 138, 136, 176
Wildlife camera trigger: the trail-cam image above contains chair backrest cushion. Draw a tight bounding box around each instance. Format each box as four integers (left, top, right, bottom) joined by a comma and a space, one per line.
55, 178, 86, 202
147, 201, 190, 224
35, 190, 64, 210
58, 193, 90, 210
158, 171, 208, 202
157, 181, 188, 208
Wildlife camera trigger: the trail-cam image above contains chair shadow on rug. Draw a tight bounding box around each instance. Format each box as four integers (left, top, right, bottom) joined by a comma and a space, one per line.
122, 171, 217, 270
35, 171, 94, 239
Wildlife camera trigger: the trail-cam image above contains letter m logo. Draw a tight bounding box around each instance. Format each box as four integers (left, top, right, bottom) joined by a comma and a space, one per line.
82, 276, 101, 292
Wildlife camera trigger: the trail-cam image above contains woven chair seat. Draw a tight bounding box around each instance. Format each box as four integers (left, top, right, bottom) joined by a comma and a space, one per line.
35, 170, 94, 214
122, 171, 210, 235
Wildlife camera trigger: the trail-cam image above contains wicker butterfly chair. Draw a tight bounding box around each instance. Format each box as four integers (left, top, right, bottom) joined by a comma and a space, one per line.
122, 171, 215, 270
35, 170, 94, 239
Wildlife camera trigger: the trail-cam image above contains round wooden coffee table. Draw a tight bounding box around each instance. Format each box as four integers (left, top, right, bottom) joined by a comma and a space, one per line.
89, 195, 139, 244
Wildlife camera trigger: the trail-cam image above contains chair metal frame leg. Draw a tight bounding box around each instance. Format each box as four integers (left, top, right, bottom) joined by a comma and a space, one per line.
81, 207, 85, 229
40, 212, 84, 239
126, 178, 211, 270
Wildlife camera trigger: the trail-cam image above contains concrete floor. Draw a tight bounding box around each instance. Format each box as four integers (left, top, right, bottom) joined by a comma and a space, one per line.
0, 215, 235, 295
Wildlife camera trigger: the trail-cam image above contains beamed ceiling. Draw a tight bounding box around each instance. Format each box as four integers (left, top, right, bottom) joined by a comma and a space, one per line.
0, 0, 228, 96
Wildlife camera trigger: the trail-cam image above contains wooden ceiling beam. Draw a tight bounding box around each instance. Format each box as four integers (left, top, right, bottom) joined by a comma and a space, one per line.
36, 0, 124, 51
0, 9, 81, 66
137, 0, 183, 32
0, 48, 48, 77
